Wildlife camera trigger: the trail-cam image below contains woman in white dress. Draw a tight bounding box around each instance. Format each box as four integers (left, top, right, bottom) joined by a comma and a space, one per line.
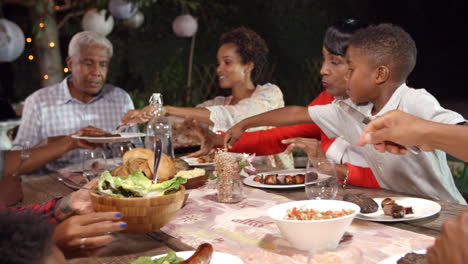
123, 27, 292, 169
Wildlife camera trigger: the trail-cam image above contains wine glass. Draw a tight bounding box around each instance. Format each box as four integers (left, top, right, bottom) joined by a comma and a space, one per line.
305, 158, 338, 200
110, 142, 135, 158
82, 148, 107, 182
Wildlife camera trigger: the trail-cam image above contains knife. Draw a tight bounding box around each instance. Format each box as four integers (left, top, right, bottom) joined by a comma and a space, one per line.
337, 101, 421, 155
153, 139, 163, 183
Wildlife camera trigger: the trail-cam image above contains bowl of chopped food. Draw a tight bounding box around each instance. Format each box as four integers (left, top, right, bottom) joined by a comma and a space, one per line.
174, 168, 209, 189
90, 170, 187, 233
267, 200, 360, 252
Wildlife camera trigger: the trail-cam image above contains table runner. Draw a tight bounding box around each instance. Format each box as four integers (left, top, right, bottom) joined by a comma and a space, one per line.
161, 183, 435, 264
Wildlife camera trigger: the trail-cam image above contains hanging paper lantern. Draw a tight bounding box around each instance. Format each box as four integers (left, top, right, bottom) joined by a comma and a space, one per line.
172, 14, 198, 37
108, 0, 138, 19
122, 11, 145, 29
0, 18, 25, 62
82, 9, 114, 36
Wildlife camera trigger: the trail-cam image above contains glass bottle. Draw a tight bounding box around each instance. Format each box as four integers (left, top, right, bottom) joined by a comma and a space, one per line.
144, 93, 174, 158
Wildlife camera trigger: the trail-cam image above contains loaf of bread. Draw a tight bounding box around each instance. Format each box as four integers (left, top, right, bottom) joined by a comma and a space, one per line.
110, 147, 176, 182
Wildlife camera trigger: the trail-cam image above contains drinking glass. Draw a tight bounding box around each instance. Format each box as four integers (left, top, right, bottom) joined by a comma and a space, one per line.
82, 148, 107, 182
110, 142, 135, 158
305, 158, 338, 200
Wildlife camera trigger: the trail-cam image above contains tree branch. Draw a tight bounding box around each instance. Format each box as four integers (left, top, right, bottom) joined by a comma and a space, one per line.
57, 9, 87, 29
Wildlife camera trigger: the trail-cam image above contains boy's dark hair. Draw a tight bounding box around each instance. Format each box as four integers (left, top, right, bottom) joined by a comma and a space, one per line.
0, 209, 55, 264
350, 23, 417, 82
324, 19, 369, 57
220, 27, 269, 83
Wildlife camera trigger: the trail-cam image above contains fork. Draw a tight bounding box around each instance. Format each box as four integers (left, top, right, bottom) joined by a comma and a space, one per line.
55, 175, 113, 197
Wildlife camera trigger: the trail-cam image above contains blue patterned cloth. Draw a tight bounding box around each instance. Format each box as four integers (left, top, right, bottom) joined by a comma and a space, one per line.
12, 77, 135, 170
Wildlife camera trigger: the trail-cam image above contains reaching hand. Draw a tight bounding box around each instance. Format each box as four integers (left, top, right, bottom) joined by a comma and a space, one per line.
426, 210, 468, 264
53, 211, 127, 258
183, 118, 223, 157
224, 123, 247, 149
358, 110, 433, 154
68, 178, 100, 215
121, 105, 154, 125
282, 137, 326, 167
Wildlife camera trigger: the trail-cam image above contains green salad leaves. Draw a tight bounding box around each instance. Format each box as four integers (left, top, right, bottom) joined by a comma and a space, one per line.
97, 170, 187, 198
130, 251, 184, 264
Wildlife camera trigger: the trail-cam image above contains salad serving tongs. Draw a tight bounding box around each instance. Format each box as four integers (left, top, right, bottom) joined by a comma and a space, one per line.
153, 139, 163, 184
112, 124, 130, 135
54, 175, 113, 197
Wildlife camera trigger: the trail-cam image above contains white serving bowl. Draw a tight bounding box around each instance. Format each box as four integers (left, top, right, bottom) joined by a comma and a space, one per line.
267, 200, 360, 253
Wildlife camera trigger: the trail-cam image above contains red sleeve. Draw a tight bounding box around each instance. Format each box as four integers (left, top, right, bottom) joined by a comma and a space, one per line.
344, 163, 380, 189
229, 91, 334, 155
1, 197, 62, 224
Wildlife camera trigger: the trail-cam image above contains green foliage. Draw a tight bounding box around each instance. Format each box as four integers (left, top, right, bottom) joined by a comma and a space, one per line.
10, 0, 358, 107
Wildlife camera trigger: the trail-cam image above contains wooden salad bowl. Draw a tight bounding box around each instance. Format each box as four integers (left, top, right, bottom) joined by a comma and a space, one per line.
90, 185, 186, 233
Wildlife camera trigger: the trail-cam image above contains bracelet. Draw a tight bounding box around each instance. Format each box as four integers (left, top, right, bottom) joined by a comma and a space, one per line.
13, 145, 31, 177
343, 167, 349, 187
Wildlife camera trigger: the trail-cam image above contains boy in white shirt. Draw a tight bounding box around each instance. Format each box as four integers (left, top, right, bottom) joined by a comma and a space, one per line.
225, 23, 466, 204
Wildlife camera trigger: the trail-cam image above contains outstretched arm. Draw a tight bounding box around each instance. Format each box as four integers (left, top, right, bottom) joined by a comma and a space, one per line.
165, 106, 213, 126
2, 128, 100, 178
358, 110, 468, 162
224, 106, 312, 148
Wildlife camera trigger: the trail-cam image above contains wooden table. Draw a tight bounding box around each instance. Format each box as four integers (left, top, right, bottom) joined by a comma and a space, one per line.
18, 172, 467, 263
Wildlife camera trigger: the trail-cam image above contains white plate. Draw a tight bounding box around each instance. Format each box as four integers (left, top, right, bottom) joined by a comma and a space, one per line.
152, 250, 243, 264
71, 132, 145, 143
180, 156, 214, 167
243, 168, 310, 189
378, 249, 426, 264
355, 197, 441, 222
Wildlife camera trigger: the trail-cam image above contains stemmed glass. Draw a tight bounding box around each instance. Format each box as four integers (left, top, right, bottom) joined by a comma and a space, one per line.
82, 148, 107, 182
109, 142, 135, 158
305, 158, 338, 200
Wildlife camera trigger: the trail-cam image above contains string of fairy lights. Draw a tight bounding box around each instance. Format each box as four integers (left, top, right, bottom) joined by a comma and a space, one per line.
25, 5, 69, 81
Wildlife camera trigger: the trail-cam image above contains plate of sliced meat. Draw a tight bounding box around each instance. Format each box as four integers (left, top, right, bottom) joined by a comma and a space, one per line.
355, 197, 441, 222
243, 169, 310, 189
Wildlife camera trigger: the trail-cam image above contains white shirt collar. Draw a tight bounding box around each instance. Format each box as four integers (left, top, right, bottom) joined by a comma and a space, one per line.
357, 82, 408, 117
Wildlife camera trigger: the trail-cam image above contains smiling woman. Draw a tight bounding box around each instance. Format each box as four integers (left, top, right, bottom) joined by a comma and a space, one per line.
122, 27, 294, 169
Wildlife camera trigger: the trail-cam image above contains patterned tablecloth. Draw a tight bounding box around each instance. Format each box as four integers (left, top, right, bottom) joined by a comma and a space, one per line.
161, 183, 435, 264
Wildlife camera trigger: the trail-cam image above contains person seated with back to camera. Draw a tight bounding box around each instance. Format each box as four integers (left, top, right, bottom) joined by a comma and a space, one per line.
224, 23, 467, 204
0, 139, 127, 259
121, 27, 293, 169
12, 31, 136, 171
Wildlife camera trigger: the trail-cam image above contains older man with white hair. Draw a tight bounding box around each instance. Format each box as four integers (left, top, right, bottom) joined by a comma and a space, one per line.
12, 31, 135, 170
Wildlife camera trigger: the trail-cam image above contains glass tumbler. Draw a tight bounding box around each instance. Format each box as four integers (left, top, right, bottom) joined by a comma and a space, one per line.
82, 148, 107, 182
305, 158, 338, 200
